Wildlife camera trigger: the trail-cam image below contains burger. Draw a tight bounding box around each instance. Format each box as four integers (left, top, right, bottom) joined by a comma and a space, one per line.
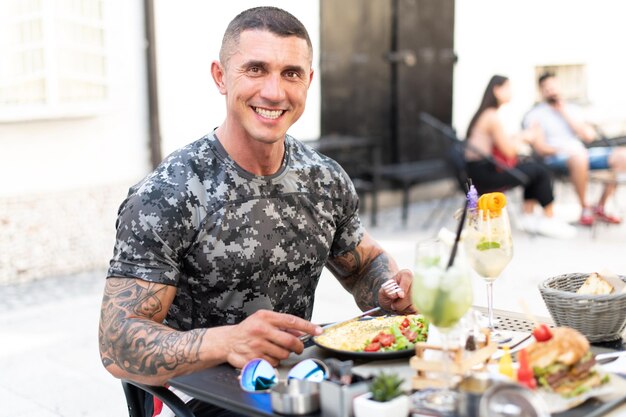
526, 327, 608, 397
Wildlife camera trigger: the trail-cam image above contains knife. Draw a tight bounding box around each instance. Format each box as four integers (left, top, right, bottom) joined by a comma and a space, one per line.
299, 306, 381, 343
596, 351, 626, 365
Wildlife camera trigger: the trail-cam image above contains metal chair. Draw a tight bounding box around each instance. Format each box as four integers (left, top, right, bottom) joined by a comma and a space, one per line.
122, 380, 196, 417
375, 158, 450, 226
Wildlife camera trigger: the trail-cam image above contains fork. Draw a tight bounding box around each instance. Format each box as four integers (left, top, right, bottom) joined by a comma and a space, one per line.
381, 279, 403, 296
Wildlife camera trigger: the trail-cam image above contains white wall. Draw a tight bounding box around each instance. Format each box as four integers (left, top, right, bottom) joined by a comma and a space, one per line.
154, 1, 321, 157
0, 1, 150, 197
453, 0, 626, 137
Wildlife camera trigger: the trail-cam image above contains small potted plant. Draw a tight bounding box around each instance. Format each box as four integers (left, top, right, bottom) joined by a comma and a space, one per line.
353, 371, 409, 417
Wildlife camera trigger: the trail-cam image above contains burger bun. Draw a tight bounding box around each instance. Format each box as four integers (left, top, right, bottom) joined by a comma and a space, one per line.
527, 327, 589, 369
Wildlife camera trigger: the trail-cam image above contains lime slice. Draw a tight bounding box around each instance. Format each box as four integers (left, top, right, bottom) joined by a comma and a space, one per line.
476, 241, 501, 251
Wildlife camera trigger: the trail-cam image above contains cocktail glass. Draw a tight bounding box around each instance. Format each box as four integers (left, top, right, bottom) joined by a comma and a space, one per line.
464, 207, 513, 344
412, 238, 473, 412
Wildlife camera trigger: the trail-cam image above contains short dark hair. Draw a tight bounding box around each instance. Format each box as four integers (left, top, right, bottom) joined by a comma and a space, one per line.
538, 71, 556, 86
219, 7, 312, 66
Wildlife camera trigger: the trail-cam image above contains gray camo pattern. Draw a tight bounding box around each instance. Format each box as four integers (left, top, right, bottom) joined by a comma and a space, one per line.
107, 133, 363, 331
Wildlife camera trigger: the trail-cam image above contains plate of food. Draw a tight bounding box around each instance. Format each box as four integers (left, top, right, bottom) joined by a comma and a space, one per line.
312, 314, 428, 359
489, 325, 622, 414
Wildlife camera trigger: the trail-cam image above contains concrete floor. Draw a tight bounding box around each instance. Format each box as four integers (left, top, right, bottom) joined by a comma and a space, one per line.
1, 182, 625, 417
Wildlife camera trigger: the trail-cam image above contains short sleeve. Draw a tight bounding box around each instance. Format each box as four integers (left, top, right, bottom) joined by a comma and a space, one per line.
107, 180, 198, 285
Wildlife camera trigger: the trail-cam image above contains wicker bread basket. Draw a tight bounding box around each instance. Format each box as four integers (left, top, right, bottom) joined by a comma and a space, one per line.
538, 273, 626, 343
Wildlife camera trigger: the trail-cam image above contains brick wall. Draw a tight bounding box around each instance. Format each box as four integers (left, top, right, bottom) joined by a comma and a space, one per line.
0, 183, 130, 285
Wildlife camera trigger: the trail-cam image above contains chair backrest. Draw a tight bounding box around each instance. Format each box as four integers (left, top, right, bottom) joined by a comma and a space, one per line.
419, 112, 530, 188
418, 112, 469, 193
121, 380, 197, 417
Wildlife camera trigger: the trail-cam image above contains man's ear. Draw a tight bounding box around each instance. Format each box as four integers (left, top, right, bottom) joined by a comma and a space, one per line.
307, 68, 314, 88
211, 61, 227, 95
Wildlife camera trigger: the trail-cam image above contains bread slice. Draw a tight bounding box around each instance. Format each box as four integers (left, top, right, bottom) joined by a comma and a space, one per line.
576, 273, 614, 295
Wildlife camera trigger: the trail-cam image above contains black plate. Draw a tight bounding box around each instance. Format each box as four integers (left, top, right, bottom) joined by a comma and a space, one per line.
311, 339, 415, 360
311, 315, 420, 360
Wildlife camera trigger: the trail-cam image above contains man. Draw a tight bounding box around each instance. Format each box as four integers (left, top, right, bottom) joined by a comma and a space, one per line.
524, 72, 626, 225
99, 7, 414, 417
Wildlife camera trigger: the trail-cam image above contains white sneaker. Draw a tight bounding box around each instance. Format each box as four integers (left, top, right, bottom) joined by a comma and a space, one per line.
536, 217, 577, 239
518, 214, 540, 234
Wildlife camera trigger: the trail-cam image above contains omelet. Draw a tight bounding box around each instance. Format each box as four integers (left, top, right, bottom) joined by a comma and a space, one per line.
314, 315, 425, 352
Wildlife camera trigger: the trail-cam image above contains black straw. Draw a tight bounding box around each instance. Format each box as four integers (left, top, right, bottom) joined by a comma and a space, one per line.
447, 197, 469, 270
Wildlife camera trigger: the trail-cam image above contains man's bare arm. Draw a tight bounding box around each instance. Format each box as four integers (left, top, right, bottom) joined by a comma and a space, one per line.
326, 232, 414, 313
98, 277, 217, 385
99, 277, 322, 385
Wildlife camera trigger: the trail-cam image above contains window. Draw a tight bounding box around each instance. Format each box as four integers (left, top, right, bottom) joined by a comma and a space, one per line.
0, 0, 108, 122
534, 64, 587, 105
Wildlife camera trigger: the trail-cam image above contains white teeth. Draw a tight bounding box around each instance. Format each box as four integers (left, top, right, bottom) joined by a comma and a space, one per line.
254, 107, 283, 119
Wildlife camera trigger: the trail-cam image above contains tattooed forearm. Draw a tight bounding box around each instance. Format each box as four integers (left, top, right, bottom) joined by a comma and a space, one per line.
98, 278, 206, 380
350, 252, 393, 310
328, 248, 394, 311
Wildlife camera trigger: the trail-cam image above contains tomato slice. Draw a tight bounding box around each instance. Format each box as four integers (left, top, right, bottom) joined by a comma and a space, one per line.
379, 333, 395, 347
404, 330, 418, 342
364, 342, 381, 352
400, 318, 410, 329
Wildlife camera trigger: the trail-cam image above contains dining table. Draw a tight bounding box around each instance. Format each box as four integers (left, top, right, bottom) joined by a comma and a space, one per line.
168, 307, 626, 417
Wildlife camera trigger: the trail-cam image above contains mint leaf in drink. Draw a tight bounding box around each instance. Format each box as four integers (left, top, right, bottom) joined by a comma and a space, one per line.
476, 241, 501, 251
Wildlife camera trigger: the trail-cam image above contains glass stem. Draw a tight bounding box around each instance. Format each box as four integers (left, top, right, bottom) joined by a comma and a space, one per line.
486, 281, 495, 330
441, 330, 451, 391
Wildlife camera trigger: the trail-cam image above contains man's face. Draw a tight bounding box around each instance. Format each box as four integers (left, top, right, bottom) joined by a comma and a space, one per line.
214, 30, 313, 145
539, 77, 560, 103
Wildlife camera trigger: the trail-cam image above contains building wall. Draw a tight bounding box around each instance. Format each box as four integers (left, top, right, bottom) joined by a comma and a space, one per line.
0, 1, 149, 284
0, 0, 151, 197
453, 0, 626, 137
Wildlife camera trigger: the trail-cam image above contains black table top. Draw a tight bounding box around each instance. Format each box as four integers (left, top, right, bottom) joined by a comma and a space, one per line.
168, 309, 624, 417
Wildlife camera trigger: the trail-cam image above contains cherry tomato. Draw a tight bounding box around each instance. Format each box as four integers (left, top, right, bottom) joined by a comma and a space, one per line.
532, 324, 552, 342
364, 342, 381, 352
400, 318, 410, 329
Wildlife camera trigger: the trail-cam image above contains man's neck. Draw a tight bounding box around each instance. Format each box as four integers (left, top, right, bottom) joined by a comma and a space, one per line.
214, 125, 285, 176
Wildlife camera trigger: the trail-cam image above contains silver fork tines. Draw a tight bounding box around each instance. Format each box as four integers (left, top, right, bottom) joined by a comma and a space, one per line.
381, 279, 402, 295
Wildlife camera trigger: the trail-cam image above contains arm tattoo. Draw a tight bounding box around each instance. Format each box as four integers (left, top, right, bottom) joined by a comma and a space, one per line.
328, 250, 393, 311
99, 279, 206, 377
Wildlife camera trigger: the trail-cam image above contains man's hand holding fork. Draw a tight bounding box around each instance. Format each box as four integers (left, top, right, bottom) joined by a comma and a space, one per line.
378, 269, 416, 315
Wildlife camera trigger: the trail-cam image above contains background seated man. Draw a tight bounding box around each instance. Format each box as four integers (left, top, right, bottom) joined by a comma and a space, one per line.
523, 72, 626, 226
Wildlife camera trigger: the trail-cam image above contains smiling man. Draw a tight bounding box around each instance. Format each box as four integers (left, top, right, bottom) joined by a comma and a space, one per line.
99, 7, 414, 417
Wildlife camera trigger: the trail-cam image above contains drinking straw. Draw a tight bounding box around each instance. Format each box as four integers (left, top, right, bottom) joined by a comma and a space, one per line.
446, 197, 468, 270
518, 298, 541, 328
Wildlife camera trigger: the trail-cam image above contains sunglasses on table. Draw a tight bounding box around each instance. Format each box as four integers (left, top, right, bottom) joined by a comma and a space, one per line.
239, 358, 329, 393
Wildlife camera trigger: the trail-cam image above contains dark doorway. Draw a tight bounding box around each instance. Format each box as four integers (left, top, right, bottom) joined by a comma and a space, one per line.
320, 0, 455, 166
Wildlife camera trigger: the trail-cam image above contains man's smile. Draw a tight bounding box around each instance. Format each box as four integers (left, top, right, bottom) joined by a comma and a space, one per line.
253, 106, 285, 120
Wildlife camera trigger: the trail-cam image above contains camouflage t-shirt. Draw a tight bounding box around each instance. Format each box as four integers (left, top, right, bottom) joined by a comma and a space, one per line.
107, 133, 364, 331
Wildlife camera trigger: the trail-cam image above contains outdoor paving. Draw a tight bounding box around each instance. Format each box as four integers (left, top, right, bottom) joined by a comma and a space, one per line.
1, 183, 624, 417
